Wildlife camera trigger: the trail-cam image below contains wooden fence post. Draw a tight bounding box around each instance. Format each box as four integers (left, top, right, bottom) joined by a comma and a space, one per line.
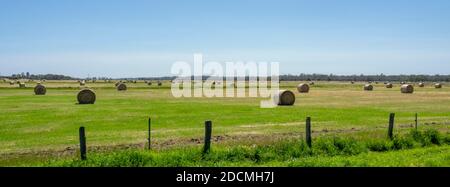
306, 117, 312, 148
148, 117, 151, 150
203, 120, 212, 154
415, 113, 418, 130
79, 126, 87, 160
388, 113, 395, 140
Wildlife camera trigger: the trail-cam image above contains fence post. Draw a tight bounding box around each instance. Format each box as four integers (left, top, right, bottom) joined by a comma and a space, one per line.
306, 117, 312, 148
203, 120, 212, 154
415, 113, 418, 130
79, 126, 87, 160
388, 113, 395, 140
148, 117, 151, 150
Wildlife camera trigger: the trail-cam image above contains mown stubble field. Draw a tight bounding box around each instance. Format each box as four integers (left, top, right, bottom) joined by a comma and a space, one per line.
0, 80, 449, 166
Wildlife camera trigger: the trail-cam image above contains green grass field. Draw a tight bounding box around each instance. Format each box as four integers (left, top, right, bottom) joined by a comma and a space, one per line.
0, 80, 449, 166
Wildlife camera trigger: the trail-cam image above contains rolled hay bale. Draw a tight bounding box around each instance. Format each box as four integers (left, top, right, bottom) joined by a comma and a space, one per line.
297, 83, 310, 93
435, 83, 442, 89
115, 81, 121, 87
158, 82, 162, 86
309, 82, 315, 85
34, 84, 46, 95
117, 83, 127, 91
80, 80, 86, 86
9, 81, 14, 85
19, 82, 26, 88
400, 81, 406, 84
77, 89, 96, 104
351, 81, 355, 84
418, 82, 425, 87
375, 81, 379, 84
400, 84, 414, 93
385, 83, 393, 88
273, 90, 296, 106
148, 82, 152, 86
364, 84, 373, 91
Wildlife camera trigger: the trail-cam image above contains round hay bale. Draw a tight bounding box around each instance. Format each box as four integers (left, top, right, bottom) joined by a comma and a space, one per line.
418, 82, 425, 87
435, 83, 442, 89
158, 82, 162, 86
309, 82, 315, 85
80, 80, 86, 86
117, 83, 127, 91
350, 81, 354, 84
148, 82, 152, 86
297, 83, 310, 93
19, 83, 26, 88
364, 84, 373, 91
9, 81, 14, 85
400, 84, 414, 93
273, 90, 296, 106
34, 84, 46, 95
385, 83, 393, 88
115, 81, 121, 87
77, 89, 96, 104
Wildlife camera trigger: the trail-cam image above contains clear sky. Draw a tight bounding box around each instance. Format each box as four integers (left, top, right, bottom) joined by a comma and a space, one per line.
1, 0, 450, 78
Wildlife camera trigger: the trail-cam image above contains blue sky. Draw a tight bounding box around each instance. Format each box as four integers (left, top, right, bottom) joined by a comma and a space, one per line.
1, 0, 450, 78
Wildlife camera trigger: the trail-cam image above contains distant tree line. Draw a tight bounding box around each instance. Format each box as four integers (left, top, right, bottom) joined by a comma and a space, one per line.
278, 74, 450, 82
2, 73, 449, 82
4, 72, 75, 80
169, 74, 450, 82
